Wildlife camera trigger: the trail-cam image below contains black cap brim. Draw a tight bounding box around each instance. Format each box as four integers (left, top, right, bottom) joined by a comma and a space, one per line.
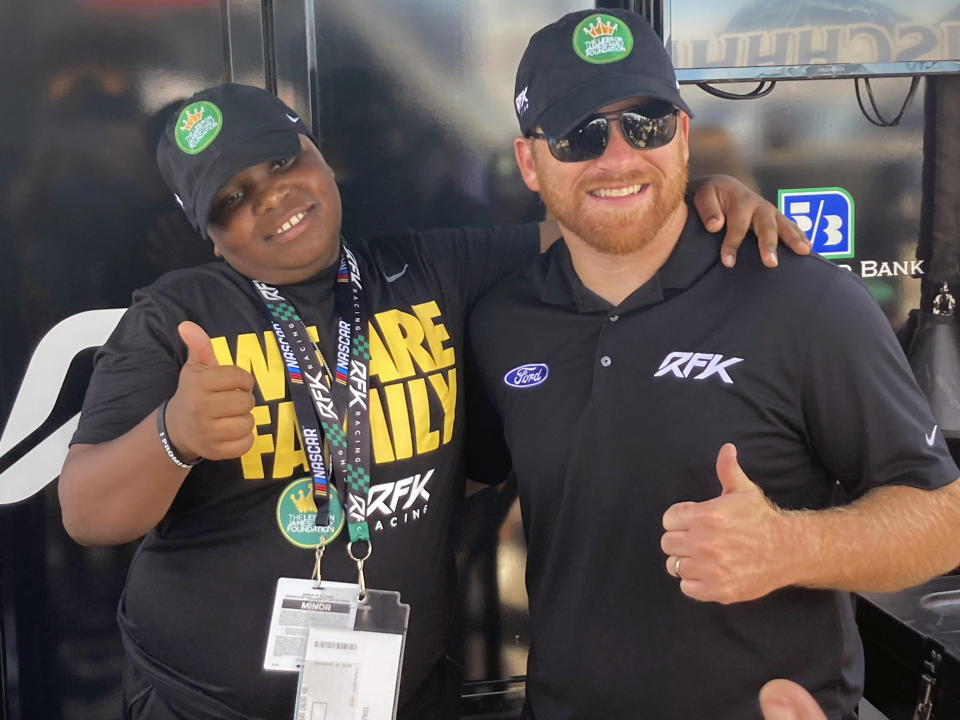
536, 73, 693, 139
193, 128, 303, 234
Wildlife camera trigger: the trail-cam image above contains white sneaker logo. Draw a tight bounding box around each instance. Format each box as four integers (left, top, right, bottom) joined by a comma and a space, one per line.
384, 264, 409, 283
653, 351, 743, 384
926, 425, 938, 446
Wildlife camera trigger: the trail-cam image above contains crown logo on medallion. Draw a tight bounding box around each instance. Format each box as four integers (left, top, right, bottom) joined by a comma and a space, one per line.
180, 107, 205, 132
584, 17, 617, 39
290, 489, 316, 514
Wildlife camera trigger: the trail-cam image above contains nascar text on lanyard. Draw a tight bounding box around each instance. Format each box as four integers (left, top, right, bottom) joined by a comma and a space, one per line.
256, 246, 409, 720
252, 243, 373, 588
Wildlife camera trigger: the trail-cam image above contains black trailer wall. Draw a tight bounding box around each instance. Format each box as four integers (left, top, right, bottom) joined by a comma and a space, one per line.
0, 4, 224, 718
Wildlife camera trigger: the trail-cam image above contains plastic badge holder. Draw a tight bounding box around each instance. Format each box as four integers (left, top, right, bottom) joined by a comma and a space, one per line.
295, 588, 409, 720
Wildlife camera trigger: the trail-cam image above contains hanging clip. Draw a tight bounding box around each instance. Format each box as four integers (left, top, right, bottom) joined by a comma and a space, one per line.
933, 282, 956, 316
311, 542, 326, 588
347, 540, 373, 601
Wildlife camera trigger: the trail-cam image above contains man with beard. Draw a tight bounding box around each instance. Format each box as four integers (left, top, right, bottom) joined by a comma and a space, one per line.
467, 8, 960, 720
57, 82, 798, 720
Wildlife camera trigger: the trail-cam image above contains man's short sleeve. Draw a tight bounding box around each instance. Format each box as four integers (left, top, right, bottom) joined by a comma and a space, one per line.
463, 334, 513, 486
802, 271, 960, 497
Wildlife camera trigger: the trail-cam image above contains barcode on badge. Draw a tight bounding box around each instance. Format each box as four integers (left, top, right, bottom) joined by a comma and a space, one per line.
314, 640, 358, 651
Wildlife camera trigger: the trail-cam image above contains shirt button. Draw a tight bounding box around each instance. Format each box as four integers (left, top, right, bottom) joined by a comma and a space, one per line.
600, 355, 612, 367
609, 314, 619, 322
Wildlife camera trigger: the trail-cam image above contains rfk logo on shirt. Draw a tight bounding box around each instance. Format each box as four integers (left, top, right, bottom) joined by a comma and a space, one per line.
653, 351, 743, 384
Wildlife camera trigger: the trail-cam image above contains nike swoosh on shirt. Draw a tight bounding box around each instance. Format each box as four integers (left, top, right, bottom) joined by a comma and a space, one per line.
286, 113, 300, 123
384, 264, 409, 283
926, 425, 939, 446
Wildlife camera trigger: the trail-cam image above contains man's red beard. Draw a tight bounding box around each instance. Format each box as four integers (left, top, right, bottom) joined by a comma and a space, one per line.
536, 141, 689, 256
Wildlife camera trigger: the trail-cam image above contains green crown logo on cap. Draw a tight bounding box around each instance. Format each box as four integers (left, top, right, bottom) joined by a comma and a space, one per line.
174, 100, 223, 155
573, 14, 634, 65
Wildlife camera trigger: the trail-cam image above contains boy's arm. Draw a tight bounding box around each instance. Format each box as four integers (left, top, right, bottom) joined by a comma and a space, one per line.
59, 321, 255, 546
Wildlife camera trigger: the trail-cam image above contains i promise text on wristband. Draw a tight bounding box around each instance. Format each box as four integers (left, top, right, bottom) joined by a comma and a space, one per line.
157, 398, 201, 469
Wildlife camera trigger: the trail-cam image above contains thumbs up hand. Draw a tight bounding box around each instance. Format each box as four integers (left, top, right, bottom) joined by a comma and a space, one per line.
180, 319, 220, 368
661, 443, 787, 604
759, 680, 827, 720
163, 321, 257, 463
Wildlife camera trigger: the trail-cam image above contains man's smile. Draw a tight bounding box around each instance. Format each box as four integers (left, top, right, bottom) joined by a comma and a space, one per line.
589, 183, 648, 199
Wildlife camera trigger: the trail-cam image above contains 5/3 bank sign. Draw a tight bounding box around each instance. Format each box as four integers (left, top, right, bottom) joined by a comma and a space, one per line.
779, 187, 855, 260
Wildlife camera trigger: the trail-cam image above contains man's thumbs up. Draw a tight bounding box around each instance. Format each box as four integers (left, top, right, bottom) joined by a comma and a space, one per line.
179, 320, 218, 368
759, 680, 827, 720
661, 443, 786, 604
716, 442, 755, 496
163, 321, 256, 463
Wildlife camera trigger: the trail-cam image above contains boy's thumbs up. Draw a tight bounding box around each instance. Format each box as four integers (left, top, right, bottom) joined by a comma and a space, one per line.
178, 321, 218, 368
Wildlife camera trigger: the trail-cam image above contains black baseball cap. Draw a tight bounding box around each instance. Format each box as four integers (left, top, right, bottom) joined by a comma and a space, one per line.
156, 82, 312, 235
514, 8, 693, 139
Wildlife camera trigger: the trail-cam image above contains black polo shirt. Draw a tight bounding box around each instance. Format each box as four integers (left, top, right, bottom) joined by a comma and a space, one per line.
467, 209, 959, 720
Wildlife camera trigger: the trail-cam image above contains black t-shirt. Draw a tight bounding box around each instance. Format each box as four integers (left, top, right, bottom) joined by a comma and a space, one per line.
72, 224, 539, 719
467, 210, 960, 720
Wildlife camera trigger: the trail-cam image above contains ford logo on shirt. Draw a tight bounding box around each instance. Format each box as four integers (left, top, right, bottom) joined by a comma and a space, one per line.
504, 363, 549, 389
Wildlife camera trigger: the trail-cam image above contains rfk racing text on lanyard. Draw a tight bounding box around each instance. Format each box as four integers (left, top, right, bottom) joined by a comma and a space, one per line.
252, 243, 373, 578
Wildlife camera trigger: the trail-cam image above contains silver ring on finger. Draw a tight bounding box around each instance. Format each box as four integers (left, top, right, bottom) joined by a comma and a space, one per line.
674, 557, 682, 579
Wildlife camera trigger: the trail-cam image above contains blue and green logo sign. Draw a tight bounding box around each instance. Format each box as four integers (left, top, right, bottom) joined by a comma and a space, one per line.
779, 187, 855, 259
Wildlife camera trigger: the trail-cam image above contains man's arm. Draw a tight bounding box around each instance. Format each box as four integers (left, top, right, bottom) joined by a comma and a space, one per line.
660, 443, 960, 604
59, 321, 255, 546
538, 174, 810, 265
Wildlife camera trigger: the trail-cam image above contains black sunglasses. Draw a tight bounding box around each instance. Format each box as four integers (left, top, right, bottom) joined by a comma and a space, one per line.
527, 101, 679, 163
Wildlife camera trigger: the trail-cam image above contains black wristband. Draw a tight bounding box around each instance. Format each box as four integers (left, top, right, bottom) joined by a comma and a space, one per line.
157, 398, 201, 469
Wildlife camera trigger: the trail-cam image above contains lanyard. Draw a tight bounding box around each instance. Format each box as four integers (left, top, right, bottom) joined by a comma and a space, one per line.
251, 243, 372, 547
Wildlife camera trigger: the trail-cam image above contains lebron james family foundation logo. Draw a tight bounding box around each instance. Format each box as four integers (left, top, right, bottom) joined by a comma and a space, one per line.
573, 14, 634, 64
175, 100, 222, 154
276, 478, 345, 548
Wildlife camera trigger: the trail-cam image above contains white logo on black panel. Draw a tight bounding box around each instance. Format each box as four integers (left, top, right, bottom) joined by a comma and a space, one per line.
653, 351, 743, 385
0, 309, 126, 504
